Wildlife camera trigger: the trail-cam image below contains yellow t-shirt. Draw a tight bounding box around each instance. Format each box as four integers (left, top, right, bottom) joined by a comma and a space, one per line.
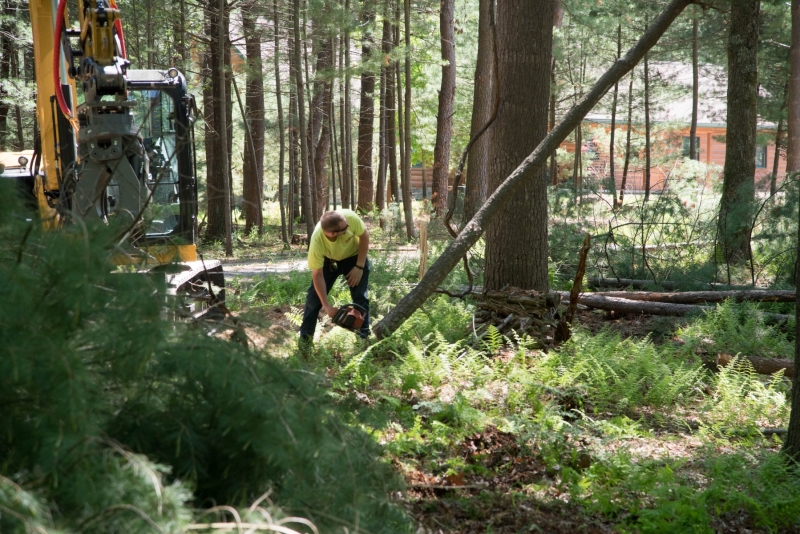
307, 209, 366, 270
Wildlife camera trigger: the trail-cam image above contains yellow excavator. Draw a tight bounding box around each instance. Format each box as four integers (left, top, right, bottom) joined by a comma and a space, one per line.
7, 0, 224, 315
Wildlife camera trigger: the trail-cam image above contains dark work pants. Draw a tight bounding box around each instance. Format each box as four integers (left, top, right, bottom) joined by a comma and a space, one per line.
300, 255, 370, 339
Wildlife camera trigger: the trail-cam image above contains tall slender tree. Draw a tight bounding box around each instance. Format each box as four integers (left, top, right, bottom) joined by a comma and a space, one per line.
718, 0, 760, 265
242, 1, 265, 235
357, 2, 377, 211
431, 0, 456, 216
787, 0, 800, 173
464, 0, 495, 222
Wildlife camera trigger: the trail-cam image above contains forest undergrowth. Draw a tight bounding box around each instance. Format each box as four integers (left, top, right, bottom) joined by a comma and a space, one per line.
226, 183, 800, 533
6, 178, 800, 533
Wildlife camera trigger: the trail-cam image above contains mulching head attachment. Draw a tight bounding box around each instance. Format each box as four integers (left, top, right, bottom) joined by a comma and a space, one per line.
331, 303, 366, 332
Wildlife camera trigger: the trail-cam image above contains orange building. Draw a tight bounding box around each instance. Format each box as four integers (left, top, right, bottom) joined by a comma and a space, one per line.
557, 62, 785, 193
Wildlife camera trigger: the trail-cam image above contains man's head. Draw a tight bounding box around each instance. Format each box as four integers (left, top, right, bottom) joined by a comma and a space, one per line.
320, 211, 349, 240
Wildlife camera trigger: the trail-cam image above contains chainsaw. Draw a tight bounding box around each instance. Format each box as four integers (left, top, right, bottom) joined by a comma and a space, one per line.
331, 303, 367, 332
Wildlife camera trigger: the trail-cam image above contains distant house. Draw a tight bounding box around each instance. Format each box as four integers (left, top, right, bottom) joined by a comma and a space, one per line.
557, 62, 785, 193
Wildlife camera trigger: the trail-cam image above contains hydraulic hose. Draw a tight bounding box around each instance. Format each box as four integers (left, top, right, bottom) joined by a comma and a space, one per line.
109, 0, 127, 58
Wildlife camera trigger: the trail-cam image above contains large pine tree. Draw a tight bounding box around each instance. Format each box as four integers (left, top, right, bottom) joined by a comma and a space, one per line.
483, 0, 554, 292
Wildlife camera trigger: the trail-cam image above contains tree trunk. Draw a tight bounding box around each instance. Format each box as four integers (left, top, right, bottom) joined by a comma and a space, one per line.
588, 289, 796, 304
572, 123, 582, 190
204, 0, 226, 241
401, 0, 414, 238
0, 1, 12, 151
483, 0, 554, 292
644, 48, 651, 200
787, 0, 800, 173
289, 75, 299, 232
718, 0, 759, 265
464, 0, 495, 221
376, 16, 391, 212
690, 9, 699, 161
373, 0, 694, 338
618, 74, 635, 208
609, 24, 621, 199
218, 0, 232, 255
275, 0, 288, 244
242, 4, 265, 235
309, 29, 334, 221
293, 0, 315, 236
771, 117, 784, 196
357, 6, 376, 212
431, 0, 456, 216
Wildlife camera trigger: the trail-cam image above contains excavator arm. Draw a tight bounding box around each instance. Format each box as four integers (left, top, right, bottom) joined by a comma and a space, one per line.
22, 0, 225, 315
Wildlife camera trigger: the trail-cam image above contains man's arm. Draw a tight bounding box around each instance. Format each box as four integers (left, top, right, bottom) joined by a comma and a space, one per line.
312, 268, 337, 318
346, 229, 369, 288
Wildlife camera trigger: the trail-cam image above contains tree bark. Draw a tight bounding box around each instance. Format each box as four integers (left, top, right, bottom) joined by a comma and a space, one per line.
618, 74, 634, 208
218, 0, 232, 255
464, 0, 495, 221
309, 30, 334, 221
771, 117, 784, 196
204, 0, 226, 241
275, 0, 288, 244
431, 0, 456, 216
402, 0, 414, 238
718, 0, 760, 264
387, 6, 399, 204
242, 3, 265, 235
588, 289, 796, 304
644, 48, 651, 200
357, 6, 376, 212
609, 25, 620, 198
374, 0, 695, 339
690, 9, 699, 161
483, 0, 554, 292
375, 15, 391, 212
293, 0, 315, 237
787, 0, 800, 173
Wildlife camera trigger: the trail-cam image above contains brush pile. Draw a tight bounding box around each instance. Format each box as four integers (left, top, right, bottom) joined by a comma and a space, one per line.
472, 287, 564, 348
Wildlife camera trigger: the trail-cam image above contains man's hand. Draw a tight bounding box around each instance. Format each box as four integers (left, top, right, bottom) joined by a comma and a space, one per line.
324, 306, 339, 319
346, 267, 363, 287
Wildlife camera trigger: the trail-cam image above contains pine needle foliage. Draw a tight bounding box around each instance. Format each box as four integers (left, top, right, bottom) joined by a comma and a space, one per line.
0, 184, 410, 533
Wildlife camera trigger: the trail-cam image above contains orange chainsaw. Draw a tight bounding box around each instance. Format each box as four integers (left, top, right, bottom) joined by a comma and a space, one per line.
332, 303, 366, 332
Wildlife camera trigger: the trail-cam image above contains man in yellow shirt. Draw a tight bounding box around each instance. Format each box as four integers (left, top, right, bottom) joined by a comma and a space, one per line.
300, 209, 370, 342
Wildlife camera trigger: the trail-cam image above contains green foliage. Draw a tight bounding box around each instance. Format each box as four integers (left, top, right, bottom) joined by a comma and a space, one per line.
534, 331, 704, 413
0, 184, 410, 532
700, 357, 789, 438
677, 300, 795, 360
572, 450, 800, 533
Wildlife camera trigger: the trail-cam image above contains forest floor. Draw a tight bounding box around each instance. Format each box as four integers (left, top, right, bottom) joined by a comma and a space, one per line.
209, 217, 800, 534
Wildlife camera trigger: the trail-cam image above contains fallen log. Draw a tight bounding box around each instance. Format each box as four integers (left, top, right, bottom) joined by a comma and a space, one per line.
557, 292, 712, 316
556, 292, 793, 323
715, 353, 794, 379
590, 289, 795, 305
587, 277, 755, 291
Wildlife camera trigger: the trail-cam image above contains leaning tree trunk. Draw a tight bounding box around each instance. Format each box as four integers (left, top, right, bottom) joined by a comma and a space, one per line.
464, 0, 495, 222
356, 6, 376, 212
242, 4, 265, 235
431, 0, 456, 216
718, 0, 759, 265
787, 0, 800, 173
483, 0, 554, 292
373, 0, 694, 338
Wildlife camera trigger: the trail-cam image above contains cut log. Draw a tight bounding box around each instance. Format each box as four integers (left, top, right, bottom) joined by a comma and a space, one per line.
590, 289, 795, 305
